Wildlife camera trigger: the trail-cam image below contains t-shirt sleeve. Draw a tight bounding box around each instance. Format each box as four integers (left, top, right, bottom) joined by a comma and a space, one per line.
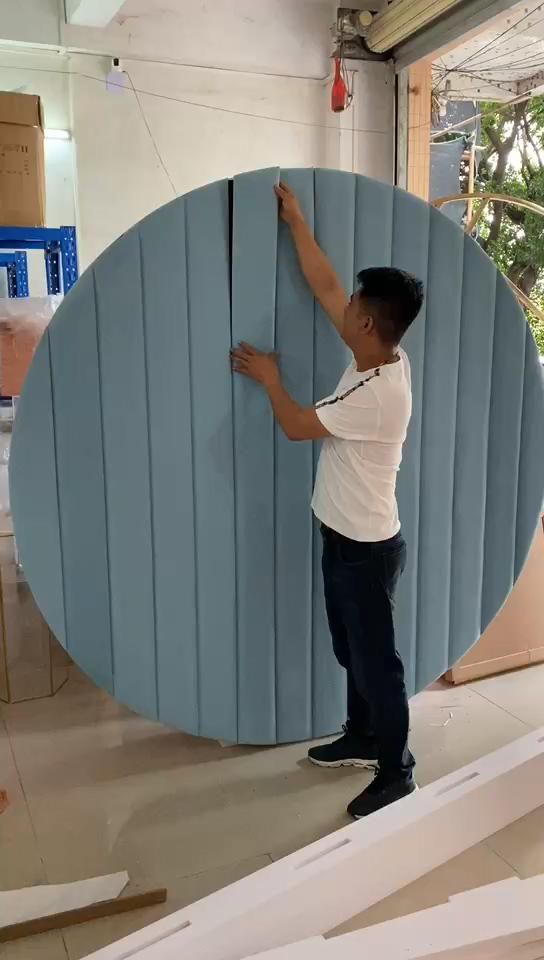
315, 382, 380, 440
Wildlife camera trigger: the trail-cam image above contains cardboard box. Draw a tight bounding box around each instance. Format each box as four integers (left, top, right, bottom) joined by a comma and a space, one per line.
0, 92, 45, 227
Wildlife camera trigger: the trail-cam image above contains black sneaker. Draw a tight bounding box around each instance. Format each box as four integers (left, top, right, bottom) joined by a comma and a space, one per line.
347, 771, 417, 819
308, 727, 378, 770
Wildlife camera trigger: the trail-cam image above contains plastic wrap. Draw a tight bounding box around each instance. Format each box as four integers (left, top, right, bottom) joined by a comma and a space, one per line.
0, 296, 60, 398
0, 296, 60, 518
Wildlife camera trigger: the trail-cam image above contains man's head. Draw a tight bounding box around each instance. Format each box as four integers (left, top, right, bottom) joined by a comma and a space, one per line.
343, 267, 424, 353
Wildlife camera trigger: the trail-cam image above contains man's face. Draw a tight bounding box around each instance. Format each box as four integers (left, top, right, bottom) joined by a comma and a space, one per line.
343, 291, 372, 349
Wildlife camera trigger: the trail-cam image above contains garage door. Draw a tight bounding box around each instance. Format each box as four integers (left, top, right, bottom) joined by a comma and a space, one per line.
367, 0, 521, 68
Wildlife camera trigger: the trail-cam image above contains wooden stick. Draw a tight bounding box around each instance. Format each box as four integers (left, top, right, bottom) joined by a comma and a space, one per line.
505, 276, 544, 324
466, 141, 476, 224
0, 888, 167, 944
465, 197, 489, 235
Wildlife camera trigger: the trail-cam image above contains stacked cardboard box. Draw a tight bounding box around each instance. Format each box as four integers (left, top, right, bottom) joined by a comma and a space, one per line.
0, 92, 45, 228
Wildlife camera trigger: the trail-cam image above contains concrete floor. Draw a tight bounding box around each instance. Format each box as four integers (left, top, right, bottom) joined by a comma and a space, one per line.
2, 663, 544, 959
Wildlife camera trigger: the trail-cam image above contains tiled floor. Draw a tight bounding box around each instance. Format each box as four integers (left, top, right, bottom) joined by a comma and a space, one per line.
2, 663, 544, 958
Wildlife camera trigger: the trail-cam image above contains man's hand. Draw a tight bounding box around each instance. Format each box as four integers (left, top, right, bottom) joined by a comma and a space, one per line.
231, 342, 281, 388
275, 182, 304, 227
274, 183, 347, 337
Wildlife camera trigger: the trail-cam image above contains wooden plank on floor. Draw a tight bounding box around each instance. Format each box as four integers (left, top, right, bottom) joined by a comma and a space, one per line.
0, 889, 167, 944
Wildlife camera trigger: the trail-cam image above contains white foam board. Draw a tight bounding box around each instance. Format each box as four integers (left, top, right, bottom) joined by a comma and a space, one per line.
83, 728, 544, 960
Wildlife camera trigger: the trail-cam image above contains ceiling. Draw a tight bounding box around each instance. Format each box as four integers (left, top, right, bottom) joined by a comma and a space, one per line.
434, 0, 544, 100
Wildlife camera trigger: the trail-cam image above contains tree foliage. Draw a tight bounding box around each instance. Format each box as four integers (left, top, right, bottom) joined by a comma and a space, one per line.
477, 98, 544, 352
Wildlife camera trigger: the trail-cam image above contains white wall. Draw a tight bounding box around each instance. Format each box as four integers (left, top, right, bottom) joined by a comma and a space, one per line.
0, 0, 395, 274
70, 55, 394, 269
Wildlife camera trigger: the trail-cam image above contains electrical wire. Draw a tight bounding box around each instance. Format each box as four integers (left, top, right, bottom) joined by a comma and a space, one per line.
0, 57, 537, 145
433, 2, 544, 92
125, 70, 178, 197
433, 67, 518, 94
437, 33, 544, 77
429, 90, 535, 141
452, 10, 544, 68
458, 22, 544, 70
0, 62, 385, 137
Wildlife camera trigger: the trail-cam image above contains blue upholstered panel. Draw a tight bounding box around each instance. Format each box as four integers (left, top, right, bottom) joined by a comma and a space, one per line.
49, 272, 112, 692
94, 230, 157, 720
275, 168, 315, 743
139, 198, 198, 732
9, 336, 65, 647
10, 170, 544, 744
390, 190, 429, 695
186, 182, 238, 742
232, 168, 279, 744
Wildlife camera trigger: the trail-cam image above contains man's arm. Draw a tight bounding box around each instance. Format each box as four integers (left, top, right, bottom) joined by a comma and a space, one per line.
275, 183, 347, 336
231, 343, 330, 442
265, 380, 330, 441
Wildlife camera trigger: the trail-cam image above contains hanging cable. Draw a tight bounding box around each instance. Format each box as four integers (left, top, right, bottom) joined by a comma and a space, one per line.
433, 2, 544, 92
125, 70, 178, 198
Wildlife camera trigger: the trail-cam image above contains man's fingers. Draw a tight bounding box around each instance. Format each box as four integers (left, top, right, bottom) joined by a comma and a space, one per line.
239, 341, 257, 355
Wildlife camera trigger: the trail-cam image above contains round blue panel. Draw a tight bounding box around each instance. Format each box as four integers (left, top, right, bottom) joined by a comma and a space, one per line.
10, 169, 544, 744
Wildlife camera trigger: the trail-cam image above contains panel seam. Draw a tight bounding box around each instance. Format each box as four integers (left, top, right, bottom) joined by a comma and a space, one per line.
185, 201, 201, 736
311, 168, 317, 736
93, 270, 116, 692
138, 232, 160, 720
469, 260, 497, 651
46, 331, 68, 652
412, 205, 431, 693
228, 178, 240, 744
446, 231, 467, 669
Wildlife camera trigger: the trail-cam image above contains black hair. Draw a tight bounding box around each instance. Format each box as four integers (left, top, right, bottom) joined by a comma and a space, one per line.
356, 267, 424, 345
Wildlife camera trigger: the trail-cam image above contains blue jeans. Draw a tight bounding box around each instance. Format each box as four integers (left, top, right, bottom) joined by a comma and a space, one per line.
321, 524, 415, 780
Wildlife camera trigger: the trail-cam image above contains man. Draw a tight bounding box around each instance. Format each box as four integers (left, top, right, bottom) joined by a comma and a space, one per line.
231, 182, 424, 819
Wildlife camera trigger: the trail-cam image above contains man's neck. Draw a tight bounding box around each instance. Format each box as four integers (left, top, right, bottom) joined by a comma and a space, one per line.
353, 344, 398, 373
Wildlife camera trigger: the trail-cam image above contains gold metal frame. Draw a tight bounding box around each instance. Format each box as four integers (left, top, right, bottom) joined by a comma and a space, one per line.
432, 192, 544, 325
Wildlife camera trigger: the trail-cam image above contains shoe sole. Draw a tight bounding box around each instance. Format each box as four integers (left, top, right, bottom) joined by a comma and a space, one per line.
308, 756, 378, 770
351, 783, 419, 820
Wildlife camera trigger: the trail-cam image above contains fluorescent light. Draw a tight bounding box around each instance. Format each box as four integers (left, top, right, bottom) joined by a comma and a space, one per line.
45, 129, 71, 141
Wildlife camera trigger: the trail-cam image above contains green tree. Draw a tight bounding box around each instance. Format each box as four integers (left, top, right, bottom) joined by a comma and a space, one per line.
478, 98, 544, 352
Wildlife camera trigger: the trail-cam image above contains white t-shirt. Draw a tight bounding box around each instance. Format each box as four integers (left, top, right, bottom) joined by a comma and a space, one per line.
312, 348, 412, 543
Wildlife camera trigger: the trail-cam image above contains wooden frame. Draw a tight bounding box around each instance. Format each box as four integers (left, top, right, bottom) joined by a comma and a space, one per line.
84, 727, 544, 960
407, 61, 432, 200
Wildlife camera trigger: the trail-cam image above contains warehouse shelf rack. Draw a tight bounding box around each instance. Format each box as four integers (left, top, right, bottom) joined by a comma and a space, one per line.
0, 226, 78, 296
0, 253, 29, 298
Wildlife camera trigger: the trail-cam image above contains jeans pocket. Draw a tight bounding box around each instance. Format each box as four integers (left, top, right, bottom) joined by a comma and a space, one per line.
338, 538, 369, 567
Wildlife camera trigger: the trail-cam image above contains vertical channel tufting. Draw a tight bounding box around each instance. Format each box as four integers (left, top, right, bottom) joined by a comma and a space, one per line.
275, 168, 315, 742
481, 276, 526, 633
10, 169, 544, 745
515, 325, 544, 579
354, 175, 393, 274
415, 207, 464, 690
232, 169, 279, 744
186, 181, 237, 742
94, 229, 157, 719
9, 332, 66, 647
48, 272, 113, 692
139, 198, 198, 733
391, 188, 429, 697
448, 238, 496, 668
312, 169, 354, 737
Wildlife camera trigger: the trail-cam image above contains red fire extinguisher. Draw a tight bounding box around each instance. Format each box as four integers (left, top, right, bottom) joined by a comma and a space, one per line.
331, 56, 350, 113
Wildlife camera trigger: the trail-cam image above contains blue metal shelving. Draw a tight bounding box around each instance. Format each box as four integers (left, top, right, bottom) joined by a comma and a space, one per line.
0, 252, 29, 298
0, 226, 78, 296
